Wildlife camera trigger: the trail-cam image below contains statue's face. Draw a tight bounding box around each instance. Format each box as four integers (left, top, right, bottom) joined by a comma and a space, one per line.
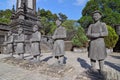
93, 13, 101, 22
8, 31, 12, 36
33, 25, 38, 32
18, 28, 23, 34
56, 20, 61, 27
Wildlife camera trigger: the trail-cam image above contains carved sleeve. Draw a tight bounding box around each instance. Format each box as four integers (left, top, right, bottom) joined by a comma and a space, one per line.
7, 35, 14, 44
100, 23, 108, 37
52, 29, 57, 39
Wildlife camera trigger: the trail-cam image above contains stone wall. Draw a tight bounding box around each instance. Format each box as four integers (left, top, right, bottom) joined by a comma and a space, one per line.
0, 23, 10, 53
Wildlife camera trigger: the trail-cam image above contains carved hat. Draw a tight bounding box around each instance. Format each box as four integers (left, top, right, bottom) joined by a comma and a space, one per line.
92, 10, 102, 16
56, 19, 62, 26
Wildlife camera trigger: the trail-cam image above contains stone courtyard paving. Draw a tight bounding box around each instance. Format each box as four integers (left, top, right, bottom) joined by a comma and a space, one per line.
0, 51, 120, 80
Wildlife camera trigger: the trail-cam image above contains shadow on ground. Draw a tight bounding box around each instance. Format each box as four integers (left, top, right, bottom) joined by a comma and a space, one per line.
110, 55, 120, 59
42, 56, 53, 62
77, 58, 90, 69
42, 56, 67, 64
105, 61, 120, 72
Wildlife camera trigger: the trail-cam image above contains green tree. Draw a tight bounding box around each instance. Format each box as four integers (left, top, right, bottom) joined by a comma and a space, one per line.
62, 20, 79, 40
39, 9, 69, 35
40, 17, 52, 35
58, 13, 68, 22
72, 26, 88, 47
0, 9, 12, 24
104, 25, 119, 49
78, 16, 93, 29
62, 20, 76, 31
39, 9, 58, 22
79, 0, 120, 29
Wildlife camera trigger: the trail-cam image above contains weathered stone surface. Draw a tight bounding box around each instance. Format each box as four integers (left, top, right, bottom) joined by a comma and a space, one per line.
30, 25, 41, 60
87, 10, 108, 72
0, 52, 120, 80
52, 19, 67, 57
0, 57, 75, 78
0, 57, 48, 70
39, 64, 75, 78
75, 70, 105, 80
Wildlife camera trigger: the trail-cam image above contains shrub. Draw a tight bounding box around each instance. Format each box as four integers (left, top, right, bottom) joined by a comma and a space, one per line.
72, 27, 88, 47
104, 25, 119, 49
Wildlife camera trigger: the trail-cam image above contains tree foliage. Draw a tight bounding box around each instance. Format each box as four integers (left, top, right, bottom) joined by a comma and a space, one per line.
78, 16, 93, 29
40, 9, 58, 22
104, 25, 119, 48
39, 9, 67, 35
62, 20, 76, 31
62, 20, 80, 40
78, 0, 120, 29
72, 26, 88, 47
58, 13, 68, 22
0, 9, 12, 24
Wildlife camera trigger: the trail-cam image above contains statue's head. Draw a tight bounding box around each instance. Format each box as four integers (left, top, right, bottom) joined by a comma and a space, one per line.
56, 19, 61, 27
92, 10, 102, 22
33, 25, 39, 32
18, 27, 23, 34
8, 30, 12, 36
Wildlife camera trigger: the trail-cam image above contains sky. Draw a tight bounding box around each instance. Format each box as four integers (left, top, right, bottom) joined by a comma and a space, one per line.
0, 0, 89, 20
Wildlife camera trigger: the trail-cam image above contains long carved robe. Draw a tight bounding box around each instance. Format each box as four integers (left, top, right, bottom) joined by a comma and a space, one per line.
6, 35, 14, 54
31, 31, 41, 56
52, 26, 66, 57
15, 34, 25, 54
87, 22, 108, 60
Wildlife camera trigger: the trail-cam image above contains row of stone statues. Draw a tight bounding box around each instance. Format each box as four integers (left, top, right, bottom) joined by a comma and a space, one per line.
4, 25, 42, 61
4, 10, 108, 73
4, 19, 67, 64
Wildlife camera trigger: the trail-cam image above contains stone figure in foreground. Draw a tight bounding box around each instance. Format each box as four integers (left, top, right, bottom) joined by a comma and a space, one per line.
87, 10, 108, 73
4, 30, 14, 57
15, 27, 25, 59
30, 25, 41, 61
52, 19, 67, 65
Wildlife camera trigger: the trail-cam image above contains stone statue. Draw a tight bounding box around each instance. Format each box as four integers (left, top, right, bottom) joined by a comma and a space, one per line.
87, 10, 108, 73
15, 27, 25, 59
52, 19, 67, 65
30, 25, 41, 61
4, 30, 14, 57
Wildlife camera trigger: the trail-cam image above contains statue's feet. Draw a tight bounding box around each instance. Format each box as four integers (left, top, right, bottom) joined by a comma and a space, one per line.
10, 53, 14, 58
89, 67, 99, 73
36, 56, 40, 62
18, 54, 24, 60
59, 57, 65, 66
32, 56, 41, 63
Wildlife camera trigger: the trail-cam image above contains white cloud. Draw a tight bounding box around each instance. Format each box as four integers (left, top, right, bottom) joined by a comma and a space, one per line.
73, 0, 88, 6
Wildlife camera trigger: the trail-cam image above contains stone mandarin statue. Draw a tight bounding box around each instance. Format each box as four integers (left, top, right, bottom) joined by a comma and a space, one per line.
30, 25, 41, 61
15, 27, 25, 59
87, 10, 108, 73
52, 19, 67, 65
4, 30, 14, 57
